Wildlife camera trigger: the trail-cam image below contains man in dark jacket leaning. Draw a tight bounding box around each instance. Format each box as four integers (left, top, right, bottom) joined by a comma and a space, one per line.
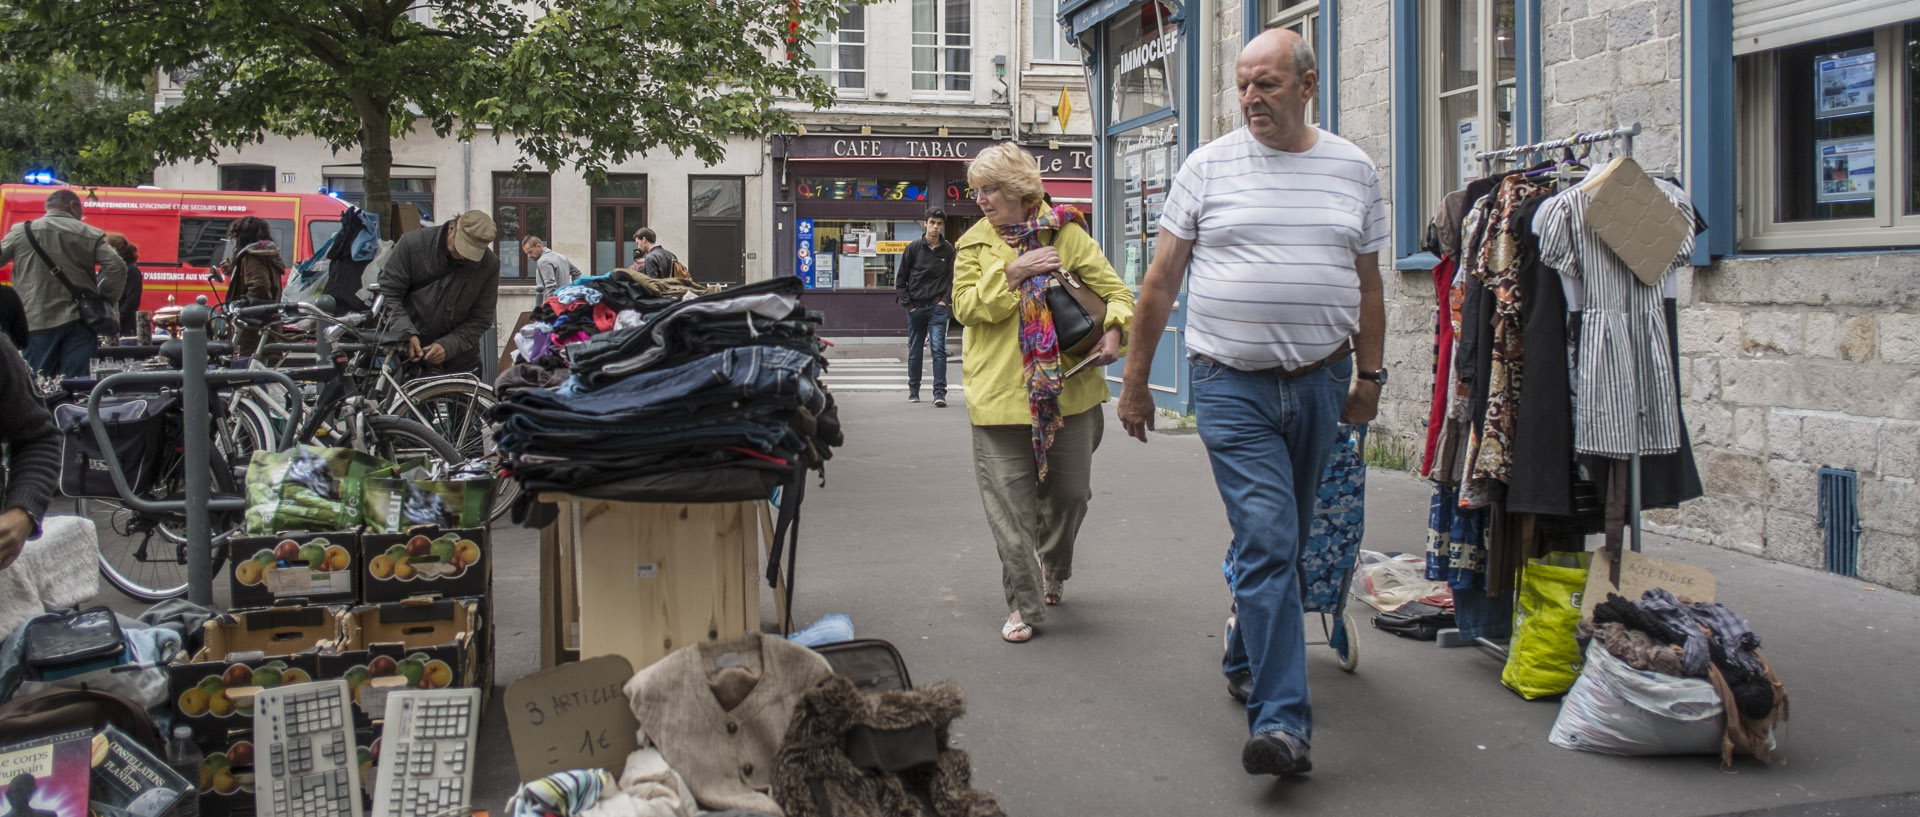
378, 210, 499, 375
893, 208, 954, 406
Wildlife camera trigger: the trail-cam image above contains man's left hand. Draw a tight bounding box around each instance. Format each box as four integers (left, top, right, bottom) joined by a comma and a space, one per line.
422, 343, 448, 365
0, 509, 35, 571
1342, 380, 1381, 425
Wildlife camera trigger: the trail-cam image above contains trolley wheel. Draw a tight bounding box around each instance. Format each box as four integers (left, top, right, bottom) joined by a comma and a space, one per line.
1333, 611, 1360, 672
1223, 614, 1236, 658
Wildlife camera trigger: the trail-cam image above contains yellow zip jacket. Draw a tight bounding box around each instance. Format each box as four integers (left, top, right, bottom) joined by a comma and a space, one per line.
952, 218, 1135, 427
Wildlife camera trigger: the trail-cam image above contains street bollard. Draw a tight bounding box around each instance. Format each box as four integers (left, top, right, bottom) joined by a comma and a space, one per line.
181, 299, 214, 606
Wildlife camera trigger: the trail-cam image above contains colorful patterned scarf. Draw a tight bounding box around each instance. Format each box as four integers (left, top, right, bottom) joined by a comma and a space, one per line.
996, 204, 1085, 482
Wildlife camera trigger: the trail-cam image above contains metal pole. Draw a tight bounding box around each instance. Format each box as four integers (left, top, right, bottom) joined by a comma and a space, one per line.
181, 298, 215, 606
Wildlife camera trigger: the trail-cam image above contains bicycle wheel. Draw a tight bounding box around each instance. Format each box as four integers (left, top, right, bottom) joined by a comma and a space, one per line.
401, 381, 519, 522
360, 415, 461, 464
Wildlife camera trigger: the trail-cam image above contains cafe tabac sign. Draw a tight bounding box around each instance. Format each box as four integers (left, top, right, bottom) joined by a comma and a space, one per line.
781, 136, 1093, 176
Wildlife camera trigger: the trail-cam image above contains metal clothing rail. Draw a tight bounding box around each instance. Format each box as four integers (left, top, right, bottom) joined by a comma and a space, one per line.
1440, 123, 1651, 661
1475, 123, 1643, 175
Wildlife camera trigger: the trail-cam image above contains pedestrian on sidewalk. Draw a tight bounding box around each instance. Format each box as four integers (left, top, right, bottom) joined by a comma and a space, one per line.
522, 235, 582, 300
1117, 28, 1388, 777
895, 207, 955, 405
220, 217, 287, 357
0, 188, 126, 377
631, 228, 678, 280
953, 142, 1134, 644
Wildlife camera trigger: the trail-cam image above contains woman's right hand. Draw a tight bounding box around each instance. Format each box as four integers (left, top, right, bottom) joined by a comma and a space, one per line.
1004, 248, 1061, 291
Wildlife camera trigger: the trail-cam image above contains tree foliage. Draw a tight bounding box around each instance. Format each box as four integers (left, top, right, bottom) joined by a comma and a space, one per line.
0, 0, 852, 227
0, 65, 154, 187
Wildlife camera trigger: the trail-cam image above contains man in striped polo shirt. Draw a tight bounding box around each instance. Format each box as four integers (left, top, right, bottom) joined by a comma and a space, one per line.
1118, 27, 1388, 777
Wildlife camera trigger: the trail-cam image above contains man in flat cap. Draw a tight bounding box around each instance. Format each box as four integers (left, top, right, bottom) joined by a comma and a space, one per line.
379, 209, 501, 375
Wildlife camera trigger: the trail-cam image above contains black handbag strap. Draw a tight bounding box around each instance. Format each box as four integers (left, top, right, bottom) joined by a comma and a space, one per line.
21, 222, 101, 303
764, 461, 806, 635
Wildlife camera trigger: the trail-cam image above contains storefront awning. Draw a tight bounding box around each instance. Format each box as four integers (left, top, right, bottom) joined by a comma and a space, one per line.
1045, 179, 1093, 202
1061, 0, 1136, 36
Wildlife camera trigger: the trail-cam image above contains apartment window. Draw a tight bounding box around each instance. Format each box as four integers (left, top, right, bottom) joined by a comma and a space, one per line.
493, 173, 550, 280
1032, 0, 1076, 63
1264, 0, 1322, 126
807, 5, 867, 92
913, 0, 972, 95
219, 165, 276, 192
592, 175, 647, 274
1426, 0, 1516, 203
324, 177, 437, 223
1738, 21, 1920, 251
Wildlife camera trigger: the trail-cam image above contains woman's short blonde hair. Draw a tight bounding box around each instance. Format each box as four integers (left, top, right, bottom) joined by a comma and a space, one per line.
967, 143, 1047, 211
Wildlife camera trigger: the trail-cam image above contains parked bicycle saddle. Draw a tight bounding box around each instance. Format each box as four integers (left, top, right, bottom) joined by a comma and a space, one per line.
158, 339, 235, 367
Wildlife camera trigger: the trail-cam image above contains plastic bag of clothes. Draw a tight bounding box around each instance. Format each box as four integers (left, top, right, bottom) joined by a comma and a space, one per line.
1548, 641, 1725, 756
362, 459, 496, 534
244, 446, 387, 534
1351, 551, 1445, 612
1501, 551, 1594, 699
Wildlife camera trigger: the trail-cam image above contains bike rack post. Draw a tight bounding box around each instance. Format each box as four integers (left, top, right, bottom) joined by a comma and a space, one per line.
87, 301, 303, 607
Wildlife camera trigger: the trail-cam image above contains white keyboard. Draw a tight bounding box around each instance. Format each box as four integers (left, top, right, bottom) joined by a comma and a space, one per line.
370, 688, 480, 817
253, 680, 365, 817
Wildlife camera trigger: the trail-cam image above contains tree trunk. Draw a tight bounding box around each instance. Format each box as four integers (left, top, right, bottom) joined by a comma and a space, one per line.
355, 96, 396, 239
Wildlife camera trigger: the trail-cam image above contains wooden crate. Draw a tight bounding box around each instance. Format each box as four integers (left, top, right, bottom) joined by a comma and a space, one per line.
538, 497, 778, 671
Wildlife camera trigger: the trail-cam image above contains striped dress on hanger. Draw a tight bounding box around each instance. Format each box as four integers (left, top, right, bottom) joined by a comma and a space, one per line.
1530, 178, 1695, 458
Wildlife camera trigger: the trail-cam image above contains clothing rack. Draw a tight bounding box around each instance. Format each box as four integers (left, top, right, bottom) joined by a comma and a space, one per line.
1444, 123, 1650, 661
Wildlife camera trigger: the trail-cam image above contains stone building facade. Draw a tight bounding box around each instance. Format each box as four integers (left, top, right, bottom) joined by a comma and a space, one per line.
1175, 0, 1920, 592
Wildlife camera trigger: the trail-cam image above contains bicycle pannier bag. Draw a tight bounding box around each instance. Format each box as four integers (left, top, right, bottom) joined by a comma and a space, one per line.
51, 393, 176, 500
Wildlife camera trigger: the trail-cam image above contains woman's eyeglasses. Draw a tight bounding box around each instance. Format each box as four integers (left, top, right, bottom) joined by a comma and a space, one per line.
973, 185, 1001, 200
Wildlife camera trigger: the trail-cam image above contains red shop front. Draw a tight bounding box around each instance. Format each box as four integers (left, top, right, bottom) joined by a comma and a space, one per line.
771, 135, 1092, 337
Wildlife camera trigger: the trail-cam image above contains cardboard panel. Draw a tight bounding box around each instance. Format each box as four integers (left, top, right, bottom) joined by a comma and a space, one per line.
227, 532, 359, 607
503, 655, 639, 780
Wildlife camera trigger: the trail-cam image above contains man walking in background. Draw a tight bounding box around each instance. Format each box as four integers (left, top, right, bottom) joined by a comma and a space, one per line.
522, 235, 582, 299
1117, 28, 1389, 777
0, 188, 126, 377
632, 228, 678, 279
894, 208, 954, 406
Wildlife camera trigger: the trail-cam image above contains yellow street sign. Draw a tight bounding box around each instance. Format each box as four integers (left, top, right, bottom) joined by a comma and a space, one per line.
1057, 88, 1073, 128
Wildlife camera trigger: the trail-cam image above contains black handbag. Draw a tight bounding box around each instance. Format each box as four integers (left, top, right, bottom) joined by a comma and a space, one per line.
24, 222, 120, 336
1039, 230, 1106, 358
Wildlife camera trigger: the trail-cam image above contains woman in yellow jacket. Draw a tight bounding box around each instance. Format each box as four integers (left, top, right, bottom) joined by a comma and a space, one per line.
953, 143, 1135, 643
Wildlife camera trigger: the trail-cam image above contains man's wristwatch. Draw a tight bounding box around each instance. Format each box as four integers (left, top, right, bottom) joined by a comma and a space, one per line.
1357, 368, 1389, 387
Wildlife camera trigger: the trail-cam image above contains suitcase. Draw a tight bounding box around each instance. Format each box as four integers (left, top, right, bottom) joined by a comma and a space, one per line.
811, 639, 912, 692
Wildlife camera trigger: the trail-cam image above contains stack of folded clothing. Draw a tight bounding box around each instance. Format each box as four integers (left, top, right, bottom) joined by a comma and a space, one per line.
1579, 588, 1789, 763
512, 273, 724, 369
491, 277, 841, 511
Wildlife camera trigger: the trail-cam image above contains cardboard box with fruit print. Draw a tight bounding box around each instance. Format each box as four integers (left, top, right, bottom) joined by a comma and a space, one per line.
190, 727, 382, 817
358, 527, 488, 603
320, 598, 482, 720
226, 531, 360, 607
166, 605, 346, 747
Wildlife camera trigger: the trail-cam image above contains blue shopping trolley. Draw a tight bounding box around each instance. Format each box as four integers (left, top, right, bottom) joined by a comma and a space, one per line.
1224, 423, 1369, 673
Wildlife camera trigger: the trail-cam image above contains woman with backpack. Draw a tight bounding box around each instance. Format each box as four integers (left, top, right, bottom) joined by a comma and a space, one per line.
221, 217, 286, 356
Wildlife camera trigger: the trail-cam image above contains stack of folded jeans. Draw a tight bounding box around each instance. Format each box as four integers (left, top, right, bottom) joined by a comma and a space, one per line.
492, 277, 840, 510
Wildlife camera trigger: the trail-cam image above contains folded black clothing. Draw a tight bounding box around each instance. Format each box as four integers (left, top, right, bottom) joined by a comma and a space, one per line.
1592, 594, 1686, 645
520, 464, 788, 505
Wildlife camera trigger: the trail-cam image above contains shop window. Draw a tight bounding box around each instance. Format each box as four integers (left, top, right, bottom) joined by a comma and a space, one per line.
1262, 0, 1321, 127
797, 177, 932, 202
1102, 1, 1181, 126
592, 175, 647, 274
219, 164, 276, 192
1424, 0, 1517, 206
913, 0, 972, 96
1105, 120, 1180, 289
1738, 21, 1920, 251
1032, 0, 1076, 63
493, 173, 550, 280
808, 219, 950, 290
807, 4, 867, 93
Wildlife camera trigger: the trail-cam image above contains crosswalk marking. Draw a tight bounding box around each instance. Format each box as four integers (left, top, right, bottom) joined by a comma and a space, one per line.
821, 357, 959, 394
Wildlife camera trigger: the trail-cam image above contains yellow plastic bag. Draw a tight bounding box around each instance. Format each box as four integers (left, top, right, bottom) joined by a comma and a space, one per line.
1501, 551, 1594, 700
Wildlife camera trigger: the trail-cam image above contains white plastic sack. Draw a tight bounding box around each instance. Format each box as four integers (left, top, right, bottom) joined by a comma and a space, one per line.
1352, 550, 1446, 612
1548, 641, 1724, 756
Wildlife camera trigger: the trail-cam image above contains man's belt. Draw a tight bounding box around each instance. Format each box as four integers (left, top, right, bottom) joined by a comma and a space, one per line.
1195, 341, 1353, 379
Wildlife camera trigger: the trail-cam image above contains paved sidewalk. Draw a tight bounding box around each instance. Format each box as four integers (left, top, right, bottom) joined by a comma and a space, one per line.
96, 388, 1920, 816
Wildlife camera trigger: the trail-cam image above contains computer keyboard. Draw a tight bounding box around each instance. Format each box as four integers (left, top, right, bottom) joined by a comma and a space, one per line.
370, 688, 480, 817
253, 680, 365, 817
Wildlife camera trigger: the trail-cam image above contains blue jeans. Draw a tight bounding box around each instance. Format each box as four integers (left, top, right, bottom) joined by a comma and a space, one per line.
906, 304, 949, 398
1193, 355, 1351, 744
25, 320, 96, 379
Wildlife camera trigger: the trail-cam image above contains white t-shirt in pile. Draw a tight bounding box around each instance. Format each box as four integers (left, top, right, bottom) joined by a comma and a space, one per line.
1158, 126, 1390, 370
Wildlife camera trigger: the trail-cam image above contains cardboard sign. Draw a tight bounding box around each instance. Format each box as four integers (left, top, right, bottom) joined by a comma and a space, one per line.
1581, 550, 1717, 620
505, 655, 640, 780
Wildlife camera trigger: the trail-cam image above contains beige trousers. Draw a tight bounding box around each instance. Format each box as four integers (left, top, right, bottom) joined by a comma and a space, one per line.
970, 408, 1105, 624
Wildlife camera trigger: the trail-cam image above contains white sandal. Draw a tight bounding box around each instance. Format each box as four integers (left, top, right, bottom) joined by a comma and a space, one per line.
1001, 613, 1033, 643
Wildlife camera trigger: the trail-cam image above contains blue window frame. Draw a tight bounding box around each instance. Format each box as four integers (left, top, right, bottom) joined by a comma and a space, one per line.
1244, 0, 1340, 132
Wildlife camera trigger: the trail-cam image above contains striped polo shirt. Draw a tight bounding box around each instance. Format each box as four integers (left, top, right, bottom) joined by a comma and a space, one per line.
1159, 127, 1390, 370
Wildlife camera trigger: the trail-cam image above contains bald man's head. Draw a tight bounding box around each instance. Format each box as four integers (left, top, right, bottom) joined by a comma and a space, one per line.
1235, 27, 1320, 150
1241, 27, 1317, 82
